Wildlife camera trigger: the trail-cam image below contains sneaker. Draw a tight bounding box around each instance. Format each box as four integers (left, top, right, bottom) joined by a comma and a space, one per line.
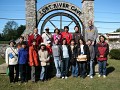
87, 75, 90, 77
98, 74, 101, 77
65, 76, 68, 79
62, 77, 64, 79
90, 76, 93, 79
103, 75, 106, 78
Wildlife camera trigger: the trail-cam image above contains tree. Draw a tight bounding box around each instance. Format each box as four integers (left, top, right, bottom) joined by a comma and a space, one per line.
114, 28, 120, 32
1, 21, 25, 41
2, 21, 18, 40
16, 25, 26, 37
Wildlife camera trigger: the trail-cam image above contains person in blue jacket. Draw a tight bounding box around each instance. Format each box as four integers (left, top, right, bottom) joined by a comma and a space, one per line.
18, 41, 29, 83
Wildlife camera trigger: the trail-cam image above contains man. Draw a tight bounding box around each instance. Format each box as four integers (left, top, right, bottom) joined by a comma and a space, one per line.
85, 20, 98, 45
42, 27, 52, 45
28, 28, 43, 46
72, 26, 83, 44
61, 26, 72, 44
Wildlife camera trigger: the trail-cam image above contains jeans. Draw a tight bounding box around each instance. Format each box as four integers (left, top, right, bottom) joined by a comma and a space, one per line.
61, 58, 69, 77
40, 66, 47, 80
19, 64, 28, 82
72, 62, 78, 77
89, 60, 94, 76
98, 60, 107, 75
79, 62, 87, 77
54, 56, 61, 77
9, 64, 19, 83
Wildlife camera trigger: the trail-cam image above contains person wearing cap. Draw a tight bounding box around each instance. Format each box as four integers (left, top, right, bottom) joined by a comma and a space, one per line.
28, 28, 43, 47
53, 28, 62, 44
18, 41, 29, 83
29, 39, 39, 82
42, 27, 52, 45
5, 40, 19, 83
61, 26, 72, 44
38, 43, 50, 81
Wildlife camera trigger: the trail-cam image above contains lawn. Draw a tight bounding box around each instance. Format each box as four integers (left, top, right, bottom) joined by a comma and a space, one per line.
0, 58, 120, 90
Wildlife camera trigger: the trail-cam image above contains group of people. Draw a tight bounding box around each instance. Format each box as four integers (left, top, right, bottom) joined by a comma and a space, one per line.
5, 20, 109, 84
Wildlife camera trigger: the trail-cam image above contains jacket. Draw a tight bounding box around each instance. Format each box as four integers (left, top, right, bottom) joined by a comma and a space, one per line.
69, 45, 78, 65
77, 45, 90, 61
38, 50, 50, 66
5, 47, 18, 65
61, 32, 72, 44
29, 45, 39, 66
96, 42, 109, 61
72, 32, 83, 44
18, 48, 28, 64
28, 34, 43, 46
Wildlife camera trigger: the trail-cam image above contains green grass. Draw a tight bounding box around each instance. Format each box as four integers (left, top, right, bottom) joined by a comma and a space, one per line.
0, 59, 120, 90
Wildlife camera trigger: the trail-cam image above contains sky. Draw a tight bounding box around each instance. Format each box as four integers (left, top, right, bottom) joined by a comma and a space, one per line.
0, 0, 120, 34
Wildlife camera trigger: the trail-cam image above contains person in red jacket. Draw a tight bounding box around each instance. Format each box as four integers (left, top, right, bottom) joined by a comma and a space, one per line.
96, 35, 109, 78
61, 26, 72, 44
29, 39, 39, 82
28, 28, 43, 47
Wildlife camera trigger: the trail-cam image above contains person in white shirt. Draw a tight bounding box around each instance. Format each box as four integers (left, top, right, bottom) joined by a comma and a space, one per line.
42, 27, 52, 45
5, 40, 19, 83
61, 38, 70, 79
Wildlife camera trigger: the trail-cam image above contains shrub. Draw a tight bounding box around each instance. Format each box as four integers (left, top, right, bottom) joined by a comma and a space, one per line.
109, 49, 120, 60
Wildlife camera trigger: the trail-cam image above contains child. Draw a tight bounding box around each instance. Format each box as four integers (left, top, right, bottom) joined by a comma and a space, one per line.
69, 39, 78, 77
5, 40, 19, 83
38, 43, 50, 81
61, 38, 70, 79
29, 39, 39, 82
18, 41, 28, 83
87, 39, 95, 78
96, 35, 109, 78
52, 38, 62, 78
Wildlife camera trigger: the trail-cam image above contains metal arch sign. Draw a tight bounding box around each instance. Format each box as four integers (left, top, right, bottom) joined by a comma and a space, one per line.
37, 1, 83, 25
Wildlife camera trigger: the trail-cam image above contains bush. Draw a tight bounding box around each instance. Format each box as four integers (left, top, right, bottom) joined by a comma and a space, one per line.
109, 49, 120, 60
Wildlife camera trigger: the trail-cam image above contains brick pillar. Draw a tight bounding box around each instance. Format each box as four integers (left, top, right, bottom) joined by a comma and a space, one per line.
82, 0, 94, 33
25, 0, 37, 34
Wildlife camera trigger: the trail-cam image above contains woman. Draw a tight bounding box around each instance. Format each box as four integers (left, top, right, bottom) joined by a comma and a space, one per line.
96, 35, 109, 78
61, 26, 72, 44
29, 39, 39, 82
61, 38, 70, 79
69, 39, 78, 77
77, 38, 90, 79
38, 43, 50, 81
52, 38, 62, 78
5, 40, 19, 83
53, 28, 62, 44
